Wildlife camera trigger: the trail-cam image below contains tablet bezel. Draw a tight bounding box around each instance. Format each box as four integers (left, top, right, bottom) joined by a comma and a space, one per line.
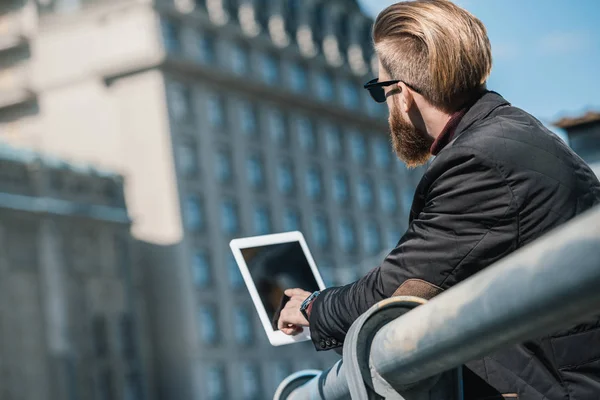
229, 231, 326, 347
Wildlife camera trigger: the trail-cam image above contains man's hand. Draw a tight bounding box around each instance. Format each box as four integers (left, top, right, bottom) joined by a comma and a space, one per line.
277, 288, 311, 335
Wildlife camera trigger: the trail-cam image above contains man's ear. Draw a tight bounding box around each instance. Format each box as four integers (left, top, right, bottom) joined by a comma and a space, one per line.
397, 82, 414, 113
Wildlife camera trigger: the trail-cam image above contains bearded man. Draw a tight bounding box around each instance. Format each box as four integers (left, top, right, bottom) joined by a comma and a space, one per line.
277, 1, 600, 398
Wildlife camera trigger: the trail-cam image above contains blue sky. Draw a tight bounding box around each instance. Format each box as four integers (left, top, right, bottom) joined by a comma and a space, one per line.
357, 0, 600, 135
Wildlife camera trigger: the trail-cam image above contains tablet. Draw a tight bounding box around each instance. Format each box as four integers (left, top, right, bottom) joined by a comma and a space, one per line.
229, 231, 326, 346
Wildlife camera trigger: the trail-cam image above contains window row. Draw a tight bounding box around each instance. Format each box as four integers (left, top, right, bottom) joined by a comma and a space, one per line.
171, 87, 389, 161
183, 174, 407, 235
189, 220, 399, 291
176, 131, 394, 188
186, 198, 408, 249
199, 360, 292, 400
91, 313, 137, 360
161, 21, 384, 115
196, 304, 255, 346
192, 223, 403, 293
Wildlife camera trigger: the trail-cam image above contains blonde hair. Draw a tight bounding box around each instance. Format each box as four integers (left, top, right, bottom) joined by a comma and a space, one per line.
373, 0, 492, 112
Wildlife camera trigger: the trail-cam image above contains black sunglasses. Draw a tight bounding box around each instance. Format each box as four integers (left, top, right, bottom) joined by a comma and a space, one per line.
363, 78, 422, 103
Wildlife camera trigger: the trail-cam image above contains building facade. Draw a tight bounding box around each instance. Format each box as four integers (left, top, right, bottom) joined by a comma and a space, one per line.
0, 0, 427, 399
0, 142, 152, 400
554, 111, 600, 178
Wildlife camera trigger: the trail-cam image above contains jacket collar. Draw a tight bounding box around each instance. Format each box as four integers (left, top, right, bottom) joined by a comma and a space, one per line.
453, 91, 511, 140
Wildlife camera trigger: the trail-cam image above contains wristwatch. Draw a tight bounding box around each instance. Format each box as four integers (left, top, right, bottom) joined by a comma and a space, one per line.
300, 291, 320, 321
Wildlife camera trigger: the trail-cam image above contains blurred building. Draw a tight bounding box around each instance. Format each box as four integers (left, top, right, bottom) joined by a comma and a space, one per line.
0, 0, 426, 399
554, 111, 600, 178
0, 142, 151, 400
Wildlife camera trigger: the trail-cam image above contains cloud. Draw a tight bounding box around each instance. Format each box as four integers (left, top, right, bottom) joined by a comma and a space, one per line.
538, 31, 592, 55
492, 42, 520, 61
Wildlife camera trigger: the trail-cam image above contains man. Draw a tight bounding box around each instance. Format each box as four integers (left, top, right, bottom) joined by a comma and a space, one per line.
277, 1, 600, 399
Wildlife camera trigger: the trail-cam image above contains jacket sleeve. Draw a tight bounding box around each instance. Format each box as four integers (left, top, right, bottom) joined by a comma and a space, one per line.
308, 147, 518, 351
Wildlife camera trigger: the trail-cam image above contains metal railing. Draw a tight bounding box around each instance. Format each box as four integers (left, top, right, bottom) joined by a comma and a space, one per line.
275, 205, 600, 399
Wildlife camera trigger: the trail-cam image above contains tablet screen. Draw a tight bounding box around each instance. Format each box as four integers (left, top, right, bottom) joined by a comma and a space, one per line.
240, 241, 320, 331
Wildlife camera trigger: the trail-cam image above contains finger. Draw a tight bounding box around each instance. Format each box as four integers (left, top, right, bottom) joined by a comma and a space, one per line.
285, 288, 309, 297
291, 326, 304, 336
285, 299, 301, 308
281, 324, 298, 335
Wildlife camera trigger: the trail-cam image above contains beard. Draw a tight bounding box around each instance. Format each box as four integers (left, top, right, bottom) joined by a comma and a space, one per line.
389, 97, 433, 168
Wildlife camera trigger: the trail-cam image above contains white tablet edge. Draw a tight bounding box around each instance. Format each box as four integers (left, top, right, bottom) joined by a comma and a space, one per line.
229, 231, 326, 347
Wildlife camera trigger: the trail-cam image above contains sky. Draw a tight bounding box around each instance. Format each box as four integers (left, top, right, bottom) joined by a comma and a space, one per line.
357, 0, 600, 134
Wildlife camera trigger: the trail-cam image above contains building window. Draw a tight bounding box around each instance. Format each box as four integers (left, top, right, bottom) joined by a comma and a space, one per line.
224, 0, 239, 23
324, 125, 342, 158
284, 0, 301, 36
305, 166, 322, 200
276, 163, 294, 195
92, 315, 108, 357
123, 373, 143, 400
260, 53, 280, 85
118, 313, 136, 360
253, 206, 271, 235
283, 208, 301, 232
255, 0, 270, 31
380, 184, 397, 214
316, 70, 335, 101
97, 369, 116, 400
333, 172, 349, 204
228, 253, 244, 289
239, 100, 258, 136
357, 178, 374, 209
177, 142, 198, 177
349, 132, 367, 164
215, 149, 233, 183
197, 30, 216, 63
312, 3, 326, 46
205, 364, 226, 400
241, 363, 261, 400
207, 94, 226, 129
267, 108, 287, 145
168, 82, 193, 123
198, 306, 219, 344
233, 307, 253, 345
339, 218, 356, 252
289, 62, 308, 93
366, 94, 380, 118
318, 259, 335, 287
342, 79, 360, 109
161, 19, 181, 53
364, 221, 382, 255
184, 195, 203, 232
221, 199, 239, 235
192, 251, 211, 287
373, 136, 392, 168
337, 13, 350, 53
273, 362, 291, 391
247, 155, 265, 189
311, 215, 329, 248
231, 42, 250, 75
297, 117, 316, 151
194, 0, 207, 11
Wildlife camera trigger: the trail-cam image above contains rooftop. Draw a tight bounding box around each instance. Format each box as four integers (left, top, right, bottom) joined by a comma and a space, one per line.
553, 111, 600, 129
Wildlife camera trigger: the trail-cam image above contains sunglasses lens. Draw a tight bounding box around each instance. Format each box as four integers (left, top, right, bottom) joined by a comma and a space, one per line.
369, 87, 386, 103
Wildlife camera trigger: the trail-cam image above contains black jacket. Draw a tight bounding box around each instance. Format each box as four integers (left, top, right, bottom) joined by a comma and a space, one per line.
308, 92, 600, 399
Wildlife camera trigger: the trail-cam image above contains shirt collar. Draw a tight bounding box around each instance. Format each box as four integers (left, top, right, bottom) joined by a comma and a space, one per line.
429, 109, 468, 156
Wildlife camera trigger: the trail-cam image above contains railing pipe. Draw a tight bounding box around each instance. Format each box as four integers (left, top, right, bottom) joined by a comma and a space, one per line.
285, 205, 600, 399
